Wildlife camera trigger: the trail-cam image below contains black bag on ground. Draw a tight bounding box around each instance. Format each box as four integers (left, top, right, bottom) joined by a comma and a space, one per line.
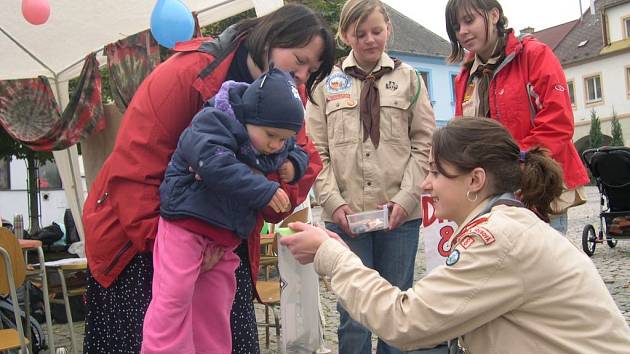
0, 295, 47, 353
17, 281, 46, 324
51, 294, 86, 324
63, 209, 80, 245
28, 222, 63, 246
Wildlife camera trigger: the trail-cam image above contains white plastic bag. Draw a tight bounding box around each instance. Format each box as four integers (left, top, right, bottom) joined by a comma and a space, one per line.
278, 242, 324, 353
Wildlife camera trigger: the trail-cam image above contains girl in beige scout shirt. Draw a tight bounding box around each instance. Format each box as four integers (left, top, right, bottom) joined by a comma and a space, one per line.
305, 0, 435, 353
282, 118, 630, 354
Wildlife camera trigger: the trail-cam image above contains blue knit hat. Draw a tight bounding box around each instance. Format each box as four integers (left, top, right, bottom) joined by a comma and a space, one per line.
240, 67, 304, 133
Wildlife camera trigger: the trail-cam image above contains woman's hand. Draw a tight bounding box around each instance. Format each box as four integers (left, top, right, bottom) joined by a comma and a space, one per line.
280, 222, 347, 264
332, 204, 356, 237
385, 202, 408, 230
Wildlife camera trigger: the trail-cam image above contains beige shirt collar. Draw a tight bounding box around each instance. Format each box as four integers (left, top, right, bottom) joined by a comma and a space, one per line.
454, 197, 494, 236
342, 51, 395, 73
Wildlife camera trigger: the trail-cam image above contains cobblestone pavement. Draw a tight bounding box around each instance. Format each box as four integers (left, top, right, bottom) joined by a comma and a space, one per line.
47, 187, 629, 353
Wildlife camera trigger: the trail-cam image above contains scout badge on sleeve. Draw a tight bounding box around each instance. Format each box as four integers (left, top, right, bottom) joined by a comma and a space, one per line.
446, 249, 460, 266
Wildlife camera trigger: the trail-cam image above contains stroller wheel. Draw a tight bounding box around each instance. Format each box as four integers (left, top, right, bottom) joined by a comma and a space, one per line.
607, 238, 618, 248
582, 225, 596, 256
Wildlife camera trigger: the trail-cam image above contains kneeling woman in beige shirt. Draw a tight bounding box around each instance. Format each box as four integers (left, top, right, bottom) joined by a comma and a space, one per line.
281, 118, 630, 353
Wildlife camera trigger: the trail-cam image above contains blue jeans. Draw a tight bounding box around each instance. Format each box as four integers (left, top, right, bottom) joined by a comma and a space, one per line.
549, 211, 568, 235
326, 219, 421, 354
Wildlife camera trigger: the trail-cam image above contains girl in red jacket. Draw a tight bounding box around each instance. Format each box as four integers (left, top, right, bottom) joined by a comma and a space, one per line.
445, 0, 589, 234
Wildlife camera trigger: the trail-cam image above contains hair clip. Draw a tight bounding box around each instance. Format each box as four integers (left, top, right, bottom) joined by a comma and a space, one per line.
519, 150, 527, 162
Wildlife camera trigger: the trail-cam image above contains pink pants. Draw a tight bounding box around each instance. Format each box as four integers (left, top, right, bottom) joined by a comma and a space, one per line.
141, 218, 240, 354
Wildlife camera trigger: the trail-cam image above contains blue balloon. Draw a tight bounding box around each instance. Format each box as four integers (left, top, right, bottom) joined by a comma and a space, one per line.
150, 0, 195, 48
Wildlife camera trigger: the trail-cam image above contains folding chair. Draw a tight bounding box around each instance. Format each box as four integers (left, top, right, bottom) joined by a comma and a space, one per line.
0, 227, 29, 353
256, 274, 281, 349
45, 258, 87, 354
20, 238, 56, 353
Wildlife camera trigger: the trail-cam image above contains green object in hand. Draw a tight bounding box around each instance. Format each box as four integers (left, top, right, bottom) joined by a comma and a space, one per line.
276, 227, 295, 237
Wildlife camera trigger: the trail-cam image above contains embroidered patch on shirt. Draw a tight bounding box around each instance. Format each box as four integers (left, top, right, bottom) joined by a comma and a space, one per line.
326, 72, 352, 94
471, 226, 495, 245
446, 249, 460, 266
460, 236, 475, 249
385, 81, 398, 91
326, 93, 351, 102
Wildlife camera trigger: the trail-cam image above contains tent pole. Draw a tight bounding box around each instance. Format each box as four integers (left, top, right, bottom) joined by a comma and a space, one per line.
51, 78, 86, 243
57, 48, 105, 80
196, 0, 235, 15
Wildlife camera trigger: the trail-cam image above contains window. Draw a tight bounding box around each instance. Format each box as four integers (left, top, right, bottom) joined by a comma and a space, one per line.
0, 158, 9, 190
626, 66, 630, 98
418, 70, 431, 95
38, 161, 62, 190
567, 80, 576, 108
584, 74, 603, 104
624, 17, 630, 39
450, 73, 458, 105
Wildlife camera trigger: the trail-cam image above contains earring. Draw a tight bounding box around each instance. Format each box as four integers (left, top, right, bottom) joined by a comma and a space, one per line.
466, 190, 478, 202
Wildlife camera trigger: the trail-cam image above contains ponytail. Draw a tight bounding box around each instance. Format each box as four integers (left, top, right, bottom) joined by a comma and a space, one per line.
519, 147, 564, 219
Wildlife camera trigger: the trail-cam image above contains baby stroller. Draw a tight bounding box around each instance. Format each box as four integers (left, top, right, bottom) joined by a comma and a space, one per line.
581, 146, 630, 256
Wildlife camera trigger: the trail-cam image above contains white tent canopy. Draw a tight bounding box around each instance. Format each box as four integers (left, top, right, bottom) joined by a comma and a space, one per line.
1, 0, 283, 239
1, 0, 282, 81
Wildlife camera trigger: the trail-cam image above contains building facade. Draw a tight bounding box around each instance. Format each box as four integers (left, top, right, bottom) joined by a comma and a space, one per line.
534, 0, 630, 148
385, 4, 460, 126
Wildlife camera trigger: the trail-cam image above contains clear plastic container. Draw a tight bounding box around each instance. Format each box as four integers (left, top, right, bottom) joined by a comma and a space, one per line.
346, 206, 389, 234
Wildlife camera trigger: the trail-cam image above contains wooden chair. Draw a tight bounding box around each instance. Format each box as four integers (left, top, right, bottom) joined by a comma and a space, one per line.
45, 258, 87, 354
0, 227, 29, 353
255, 276, 281, 349
20, 238, 56, 353
259, 232, 278, 281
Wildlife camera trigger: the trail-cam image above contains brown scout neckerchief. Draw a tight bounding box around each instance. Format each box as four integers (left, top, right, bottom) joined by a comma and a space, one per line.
340, 57, 401, 148
466, 36, 506, 118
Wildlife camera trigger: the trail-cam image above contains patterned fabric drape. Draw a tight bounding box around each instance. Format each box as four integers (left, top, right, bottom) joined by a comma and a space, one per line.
104, 30, 160, 112
0, 53, 105, 151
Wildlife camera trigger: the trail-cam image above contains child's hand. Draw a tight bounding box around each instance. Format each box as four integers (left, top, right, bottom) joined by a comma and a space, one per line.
201, 245, 225, 273
268, 188, 291, 213
278, 161, 295, 183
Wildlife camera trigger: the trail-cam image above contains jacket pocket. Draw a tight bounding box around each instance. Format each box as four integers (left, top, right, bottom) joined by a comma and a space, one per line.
380, 95, 410, 144
82, 190, 131, 273
325, 98, 360, 146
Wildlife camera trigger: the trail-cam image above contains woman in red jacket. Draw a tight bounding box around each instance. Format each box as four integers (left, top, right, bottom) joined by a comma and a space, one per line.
446, 0, 588, 234
81, 4, 335, 353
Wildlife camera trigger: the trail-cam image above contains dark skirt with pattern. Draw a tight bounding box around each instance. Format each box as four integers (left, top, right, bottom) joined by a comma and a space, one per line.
230, 240, 260, 354
83, 253, 153, 354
